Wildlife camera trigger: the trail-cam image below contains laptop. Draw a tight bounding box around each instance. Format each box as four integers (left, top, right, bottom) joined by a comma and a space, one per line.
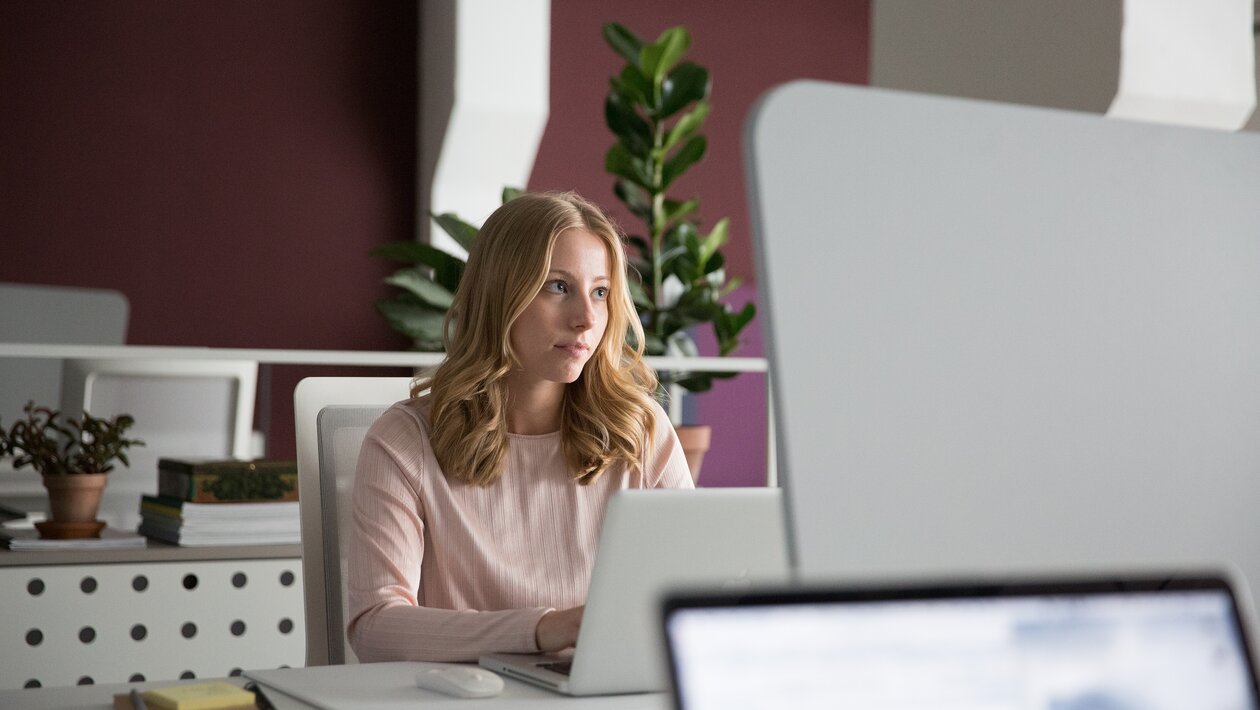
479, 487, 789, 696
662, 574, 1260, 710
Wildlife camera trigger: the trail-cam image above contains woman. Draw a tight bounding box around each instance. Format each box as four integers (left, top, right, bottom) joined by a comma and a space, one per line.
346, 191, 694, 662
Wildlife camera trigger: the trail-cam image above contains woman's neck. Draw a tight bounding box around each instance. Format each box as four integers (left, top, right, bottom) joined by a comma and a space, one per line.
504, 379, 565, 435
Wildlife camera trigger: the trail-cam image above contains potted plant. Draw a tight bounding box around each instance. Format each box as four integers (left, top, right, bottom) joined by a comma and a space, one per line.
599, 22, 755, 476
373, 23, 755, 480
0, 401, 143, 538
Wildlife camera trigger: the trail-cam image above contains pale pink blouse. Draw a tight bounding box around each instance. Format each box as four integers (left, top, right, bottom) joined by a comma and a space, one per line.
345, 395, 693, 662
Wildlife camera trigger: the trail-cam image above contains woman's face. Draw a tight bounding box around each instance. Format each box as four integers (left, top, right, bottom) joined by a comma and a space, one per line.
508, 227, 612, 392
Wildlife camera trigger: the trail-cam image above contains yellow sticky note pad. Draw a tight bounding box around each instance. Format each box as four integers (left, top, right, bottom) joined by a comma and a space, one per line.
142, 682, 256, 710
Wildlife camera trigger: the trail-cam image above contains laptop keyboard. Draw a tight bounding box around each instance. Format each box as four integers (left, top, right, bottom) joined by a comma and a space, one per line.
538, 660, 572, 676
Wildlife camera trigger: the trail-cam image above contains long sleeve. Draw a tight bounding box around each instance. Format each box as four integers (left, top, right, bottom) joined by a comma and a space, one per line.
345, 397, 689, 663
346, 421, 549, 662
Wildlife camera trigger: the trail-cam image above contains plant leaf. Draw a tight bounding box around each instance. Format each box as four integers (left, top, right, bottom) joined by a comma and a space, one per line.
376, 299, 447, 351
699, 217, 729, 267
603, 22, 643, 65
605, 92, 652, 156
431, 212, 479, 253
662, 197, 700, 226
610, 65, 652, 107
371, 241, 463, 270
640, 26, 690, 87
615, 180, 652, 222
605, 143, 653, 189
501, 186, 525, 203
383, 268, 455, 309
663, 101, 710, 153
714, 302, 756, 355
659, 63, 710, 119
661, 135, 706, 189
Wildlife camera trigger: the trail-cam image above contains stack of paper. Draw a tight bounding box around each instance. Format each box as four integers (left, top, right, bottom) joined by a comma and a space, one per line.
0, 526, 146, 550
138, 495, 300, 546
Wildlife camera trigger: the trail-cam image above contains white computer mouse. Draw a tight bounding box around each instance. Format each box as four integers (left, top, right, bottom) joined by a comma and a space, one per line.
415, 666, 505, 699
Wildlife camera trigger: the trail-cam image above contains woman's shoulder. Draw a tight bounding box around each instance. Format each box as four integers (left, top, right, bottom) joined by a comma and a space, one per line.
367, 393, 435, 440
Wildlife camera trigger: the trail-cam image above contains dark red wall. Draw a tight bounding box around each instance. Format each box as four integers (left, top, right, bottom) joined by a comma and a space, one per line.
0, 1, 419, 455
0, 1, 869, 468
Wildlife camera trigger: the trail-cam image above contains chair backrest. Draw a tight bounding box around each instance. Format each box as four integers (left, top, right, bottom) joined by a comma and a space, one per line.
59, 357, 258, 529
0, 282, 128, 426
294, 376, 412, 666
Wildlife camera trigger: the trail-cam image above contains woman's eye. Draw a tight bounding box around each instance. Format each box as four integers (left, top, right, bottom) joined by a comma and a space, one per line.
593, 286, 609, 300
544, 280, 567, 294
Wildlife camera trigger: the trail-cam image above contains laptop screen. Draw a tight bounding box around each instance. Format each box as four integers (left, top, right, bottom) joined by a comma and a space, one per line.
663, 580, 1260, 710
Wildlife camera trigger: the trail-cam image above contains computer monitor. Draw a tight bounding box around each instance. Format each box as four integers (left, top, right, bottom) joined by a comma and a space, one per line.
746, 81, 1260, 617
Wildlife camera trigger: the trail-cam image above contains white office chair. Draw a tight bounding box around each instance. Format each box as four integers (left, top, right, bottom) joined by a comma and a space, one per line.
59, 357, 259, 529
294, 376, 412, 666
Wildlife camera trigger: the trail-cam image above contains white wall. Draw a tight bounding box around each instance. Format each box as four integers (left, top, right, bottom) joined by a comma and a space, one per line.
872, 0, 1260, 130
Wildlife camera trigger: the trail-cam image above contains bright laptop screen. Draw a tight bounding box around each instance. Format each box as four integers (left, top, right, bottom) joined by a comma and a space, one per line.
665, 585, 1260, 710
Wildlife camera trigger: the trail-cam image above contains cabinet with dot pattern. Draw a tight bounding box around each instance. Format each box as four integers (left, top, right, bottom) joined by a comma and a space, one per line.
0, 545, 304, 690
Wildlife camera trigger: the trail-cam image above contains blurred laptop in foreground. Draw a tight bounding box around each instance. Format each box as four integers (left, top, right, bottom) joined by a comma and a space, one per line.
663, 575, 1260, 710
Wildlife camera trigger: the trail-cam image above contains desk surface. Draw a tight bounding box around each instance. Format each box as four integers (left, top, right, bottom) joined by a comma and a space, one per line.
0, 665, 672, 709
0, 539, 301, 566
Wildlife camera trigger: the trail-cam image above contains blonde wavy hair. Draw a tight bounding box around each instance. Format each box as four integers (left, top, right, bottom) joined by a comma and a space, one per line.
413, 191, 659, 486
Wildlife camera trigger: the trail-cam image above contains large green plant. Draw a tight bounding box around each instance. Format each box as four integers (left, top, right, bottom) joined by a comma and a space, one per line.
373, 23, 755, 394
602, 23, 754, 392
0, 402, 143, 476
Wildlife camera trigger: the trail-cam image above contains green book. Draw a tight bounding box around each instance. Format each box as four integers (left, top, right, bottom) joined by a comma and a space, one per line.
157, 458, 298, 502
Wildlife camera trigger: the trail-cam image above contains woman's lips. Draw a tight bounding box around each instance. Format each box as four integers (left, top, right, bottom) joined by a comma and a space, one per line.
555, 343, 590, 357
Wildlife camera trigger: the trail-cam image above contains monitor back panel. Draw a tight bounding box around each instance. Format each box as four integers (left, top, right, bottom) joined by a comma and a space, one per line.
746, 81, 1260, 616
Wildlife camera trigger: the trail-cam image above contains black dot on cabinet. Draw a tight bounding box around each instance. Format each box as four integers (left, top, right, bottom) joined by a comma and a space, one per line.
26, 578, 45, 596
232, 572, 247, 588
278, 618, 294, 634
80, 576, 98, 594
79, 627, 96, 644
129, 673, 146, 683
23, 679, 41, 689
180, 671, 196, 680
182, 573, 199, 590
131, 624, 147, 641
279, 570, 295, 587
181, 622, 197, 639
25, 629, 43, 647
77, 676, 94, 685
132, 575, 149, 592
230, 620, 246, 636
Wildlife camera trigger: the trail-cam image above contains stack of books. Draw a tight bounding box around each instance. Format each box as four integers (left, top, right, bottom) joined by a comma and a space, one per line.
138, 458, 300, 547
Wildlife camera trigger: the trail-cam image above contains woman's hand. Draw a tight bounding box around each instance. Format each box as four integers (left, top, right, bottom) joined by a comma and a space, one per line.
535, 605, 584, 652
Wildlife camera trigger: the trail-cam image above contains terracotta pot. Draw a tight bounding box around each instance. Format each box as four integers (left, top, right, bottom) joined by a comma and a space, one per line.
42, 473, 108, 524
674, 425, 711, 484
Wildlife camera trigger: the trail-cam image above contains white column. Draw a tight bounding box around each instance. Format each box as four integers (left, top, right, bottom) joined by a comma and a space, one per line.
1108, 0, 1256, 130
419, 0, 551, 255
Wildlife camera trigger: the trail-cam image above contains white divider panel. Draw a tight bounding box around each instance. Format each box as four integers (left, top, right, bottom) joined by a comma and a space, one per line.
0, 558, 304, 690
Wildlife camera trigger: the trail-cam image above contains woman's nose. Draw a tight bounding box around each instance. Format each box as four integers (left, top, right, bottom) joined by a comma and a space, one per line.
571, 294, 595, 330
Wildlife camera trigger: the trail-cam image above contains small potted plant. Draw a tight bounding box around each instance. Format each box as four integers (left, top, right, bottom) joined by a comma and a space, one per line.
0, 402, 143, 538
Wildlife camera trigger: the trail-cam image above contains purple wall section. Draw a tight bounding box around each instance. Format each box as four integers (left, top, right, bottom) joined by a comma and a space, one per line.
0, 1, 869, 478
0, 1, 419, 455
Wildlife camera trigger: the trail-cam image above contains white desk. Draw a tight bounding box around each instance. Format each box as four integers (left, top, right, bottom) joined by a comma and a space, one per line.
0, 543, 305, 691
0, 664, 672, 709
